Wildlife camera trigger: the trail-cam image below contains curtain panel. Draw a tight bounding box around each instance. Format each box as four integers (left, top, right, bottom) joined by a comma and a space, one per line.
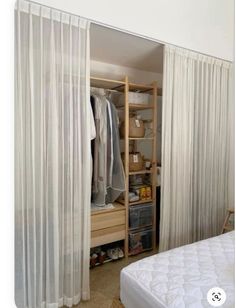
160, 45, 234, 251
15, 1, 92, 307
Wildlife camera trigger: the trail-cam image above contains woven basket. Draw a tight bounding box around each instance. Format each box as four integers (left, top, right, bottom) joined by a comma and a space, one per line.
120, 117, 145, 138
122, 152, 144, 172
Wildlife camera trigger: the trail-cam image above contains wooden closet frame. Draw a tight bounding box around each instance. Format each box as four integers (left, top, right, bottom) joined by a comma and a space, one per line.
90, 76, 158, 258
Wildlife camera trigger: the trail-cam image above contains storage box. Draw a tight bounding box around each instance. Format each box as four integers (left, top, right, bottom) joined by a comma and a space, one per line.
110, 92, 153, 107
129, 204, 152, 229
129, 228, 153, 255
125, 92, 151, 105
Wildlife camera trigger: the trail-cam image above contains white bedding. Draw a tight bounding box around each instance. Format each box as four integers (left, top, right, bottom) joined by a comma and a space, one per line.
121, 231, 235, 308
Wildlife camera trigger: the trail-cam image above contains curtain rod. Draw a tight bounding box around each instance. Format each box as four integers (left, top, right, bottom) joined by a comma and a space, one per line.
26, 0, 232, 63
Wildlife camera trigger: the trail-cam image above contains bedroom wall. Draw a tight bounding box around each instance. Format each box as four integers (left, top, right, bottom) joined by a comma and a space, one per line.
91, 60, 163, 85
30, 0, 234, 61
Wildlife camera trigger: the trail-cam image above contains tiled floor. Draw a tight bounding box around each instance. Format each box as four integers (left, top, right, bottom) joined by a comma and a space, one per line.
75, 249, 157, 308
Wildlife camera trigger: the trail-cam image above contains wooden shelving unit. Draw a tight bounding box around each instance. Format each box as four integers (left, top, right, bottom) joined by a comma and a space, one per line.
90, 75, 158, 259
123, 76, 157, 257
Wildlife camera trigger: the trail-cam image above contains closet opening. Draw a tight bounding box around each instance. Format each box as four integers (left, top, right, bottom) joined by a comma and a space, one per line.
89, 23, 163, 266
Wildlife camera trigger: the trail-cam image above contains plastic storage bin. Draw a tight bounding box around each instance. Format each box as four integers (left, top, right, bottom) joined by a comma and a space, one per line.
129, 203, 152, 229
122, 92, 151, 105
129, 228, 153, 255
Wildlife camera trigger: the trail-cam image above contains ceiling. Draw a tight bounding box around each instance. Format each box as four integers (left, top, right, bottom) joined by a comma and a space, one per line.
90, 24, 163, 74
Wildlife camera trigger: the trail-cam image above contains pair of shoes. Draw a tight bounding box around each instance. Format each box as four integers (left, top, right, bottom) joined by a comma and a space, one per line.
107, 247, 124, 260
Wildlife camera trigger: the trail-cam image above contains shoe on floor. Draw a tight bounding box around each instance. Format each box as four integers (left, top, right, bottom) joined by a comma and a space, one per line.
116, 247, 124, 258
107, 248, 119, 260
90, 253, 98, 267
98, 251, 106, 264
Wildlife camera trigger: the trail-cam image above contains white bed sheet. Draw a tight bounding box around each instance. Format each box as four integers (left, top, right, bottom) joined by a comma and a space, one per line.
121, 231, 234, 308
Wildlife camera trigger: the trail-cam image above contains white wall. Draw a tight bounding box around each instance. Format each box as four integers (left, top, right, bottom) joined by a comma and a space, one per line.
91, 60, 163, 85
31, 0, 234, 61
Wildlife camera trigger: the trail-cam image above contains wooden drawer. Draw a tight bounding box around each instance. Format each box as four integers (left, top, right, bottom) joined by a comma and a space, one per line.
91, 209, 125, 231
91, 224, 125, 248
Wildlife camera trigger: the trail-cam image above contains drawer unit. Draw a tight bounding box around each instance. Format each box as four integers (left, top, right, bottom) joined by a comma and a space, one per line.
91, 204, 126, 248
91, 208, 125, 231
91, 225, 125, 248
129, 203, 152, 229
129, 228, 153, 255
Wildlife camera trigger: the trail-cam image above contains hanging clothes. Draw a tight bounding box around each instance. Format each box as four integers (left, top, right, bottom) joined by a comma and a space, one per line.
90, 90, 125, 206
91, 94, 108, 205
106, 101, 125, 203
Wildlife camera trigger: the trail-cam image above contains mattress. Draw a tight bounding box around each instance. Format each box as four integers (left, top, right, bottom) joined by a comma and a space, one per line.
121, 231, 235, 308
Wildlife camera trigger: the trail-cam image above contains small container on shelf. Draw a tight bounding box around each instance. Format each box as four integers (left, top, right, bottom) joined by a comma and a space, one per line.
130, 185, 152, 201
129, 203, 152, 229
144, 159, 152, 170
110, 92, 151, 107
129, 228, 153, 255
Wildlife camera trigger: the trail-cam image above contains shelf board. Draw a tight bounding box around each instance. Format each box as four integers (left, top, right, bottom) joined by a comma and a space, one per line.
128, 247, 153, 257
129, 83, 154, 92
129, 199, 153, 206
91, 202, 125, 216
90, 76, 125, 90
129, 170, 152, 175
129, 137, 154, 140
118, 199, 153, 206
90, 76, 125, 85
129, 104, 154, 110
117, 104, 154, 110
129, 224, 153, 231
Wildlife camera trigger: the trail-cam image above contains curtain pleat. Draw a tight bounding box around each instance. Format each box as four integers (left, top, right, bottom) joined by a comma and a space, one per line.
160, 45, 233, 251
15, 1, 91, 307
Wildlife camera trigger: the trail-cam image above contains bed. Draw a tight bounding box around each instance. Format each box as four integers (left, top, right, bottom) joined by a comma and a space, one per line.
120, 231, 234, 308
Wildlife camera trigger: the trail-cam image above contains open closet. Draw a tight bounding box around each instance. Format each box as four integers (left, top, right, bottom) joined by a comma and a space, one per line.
89, 24, 163, 264
15, 1, 234, 307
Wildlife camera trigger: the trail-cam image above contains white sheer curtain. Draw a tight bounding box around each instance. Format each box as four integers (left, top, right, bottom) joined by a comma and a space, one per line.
160, 45, 234, 252
15, 1, 92, 307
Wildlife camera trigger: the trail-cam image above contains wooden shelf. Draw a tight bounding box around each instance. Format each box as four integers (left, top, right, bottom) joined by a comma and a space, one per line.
90, 76, 125, 84
129, 104, 154, 110
129, 199, 153, 206
91, 202, 125, 216
117, 104, 154, 110
129, 224, 152, 231
129, 83, 154, 92
90, 76, 125, 90
129, 137, 154, 140
128, 247, 153, 257
118, 199, 153, 206
120, 137, 153, 141
129, 170, 152, 175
